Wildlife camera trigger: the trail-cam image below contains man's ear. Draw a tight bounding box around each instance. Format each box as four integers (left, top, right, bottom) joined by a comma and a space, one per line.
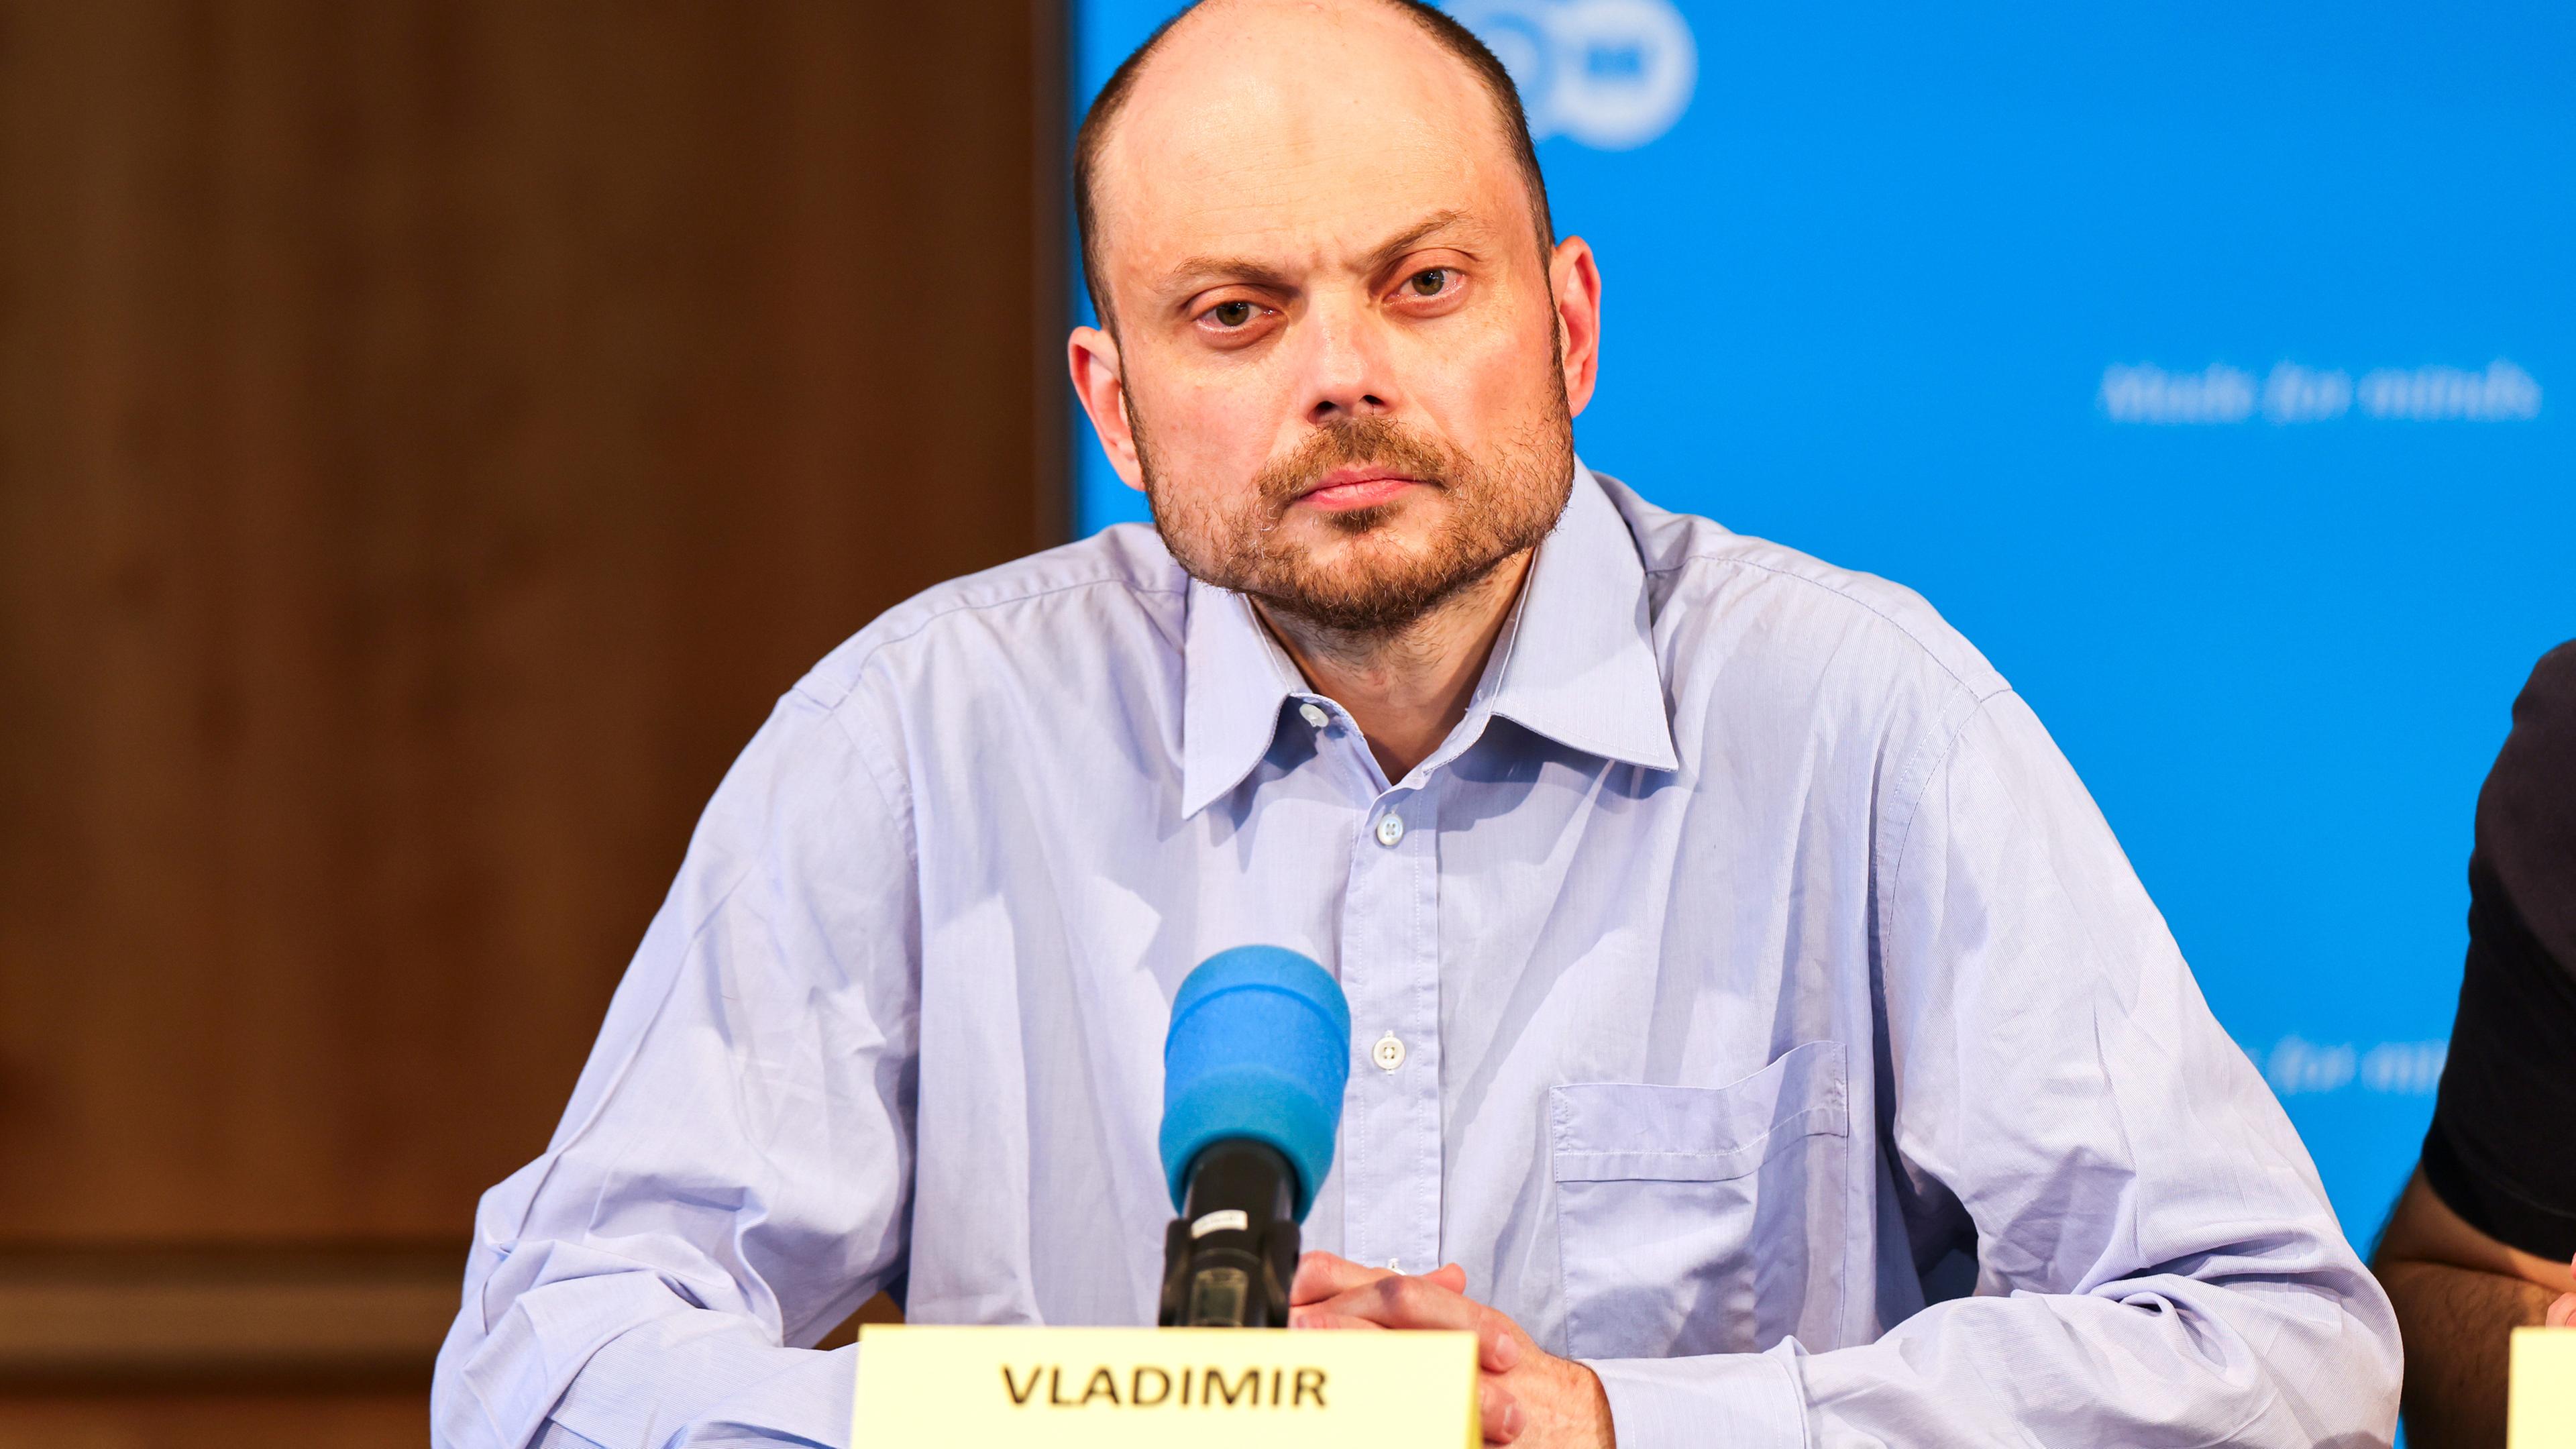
1547, 237, 1603, 418
1068, 325, 1146, 490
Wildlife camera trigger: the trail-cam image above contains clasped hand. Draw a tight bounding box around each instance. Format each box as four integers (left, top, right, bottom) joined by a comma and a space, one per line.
1288, 1251, 1613, 1448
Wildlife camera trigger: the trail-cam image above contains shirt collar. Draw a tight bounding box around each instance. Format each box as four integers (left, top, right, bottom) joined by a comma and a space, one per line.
1180, 578, 1307, 818
1477, 463, 1680, 774
1178, 462, 1678, 817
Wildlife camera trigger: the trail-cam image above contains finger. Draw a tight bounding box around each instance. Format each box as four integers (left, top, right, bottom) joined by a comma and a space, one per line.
1288, 1308, 1387, 1332
2549, 1291, 2576, 1330
1291, 1250, 1395, 1305
1417, 1264, 1513, 1364
1313, 1276, 1522, 1371
1313, 1273, 1481, 1331
1479, 1376, 1524, 1445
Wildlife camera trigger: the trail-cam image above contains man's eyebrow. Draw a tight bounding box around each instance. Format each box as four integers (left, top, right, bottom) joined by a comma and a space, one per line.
1360, 209, 1479, 272
1158, 256, 1299, 297
1155, 210, 1489, 301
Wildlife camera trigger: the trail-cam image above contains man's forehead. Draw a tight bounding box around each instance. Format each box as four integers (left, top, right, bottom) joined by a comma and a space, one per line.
1093, 0, 1523, 290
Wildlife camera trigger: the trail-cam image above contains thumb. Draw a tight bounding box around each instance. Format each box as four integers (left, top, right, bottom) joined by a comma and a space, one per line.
1292, 1250, 1390, 1305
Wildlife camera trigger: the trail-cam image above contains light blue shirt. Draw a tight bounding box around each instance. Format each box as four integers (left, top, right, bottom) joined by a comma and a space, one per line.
435, 468, 2400, 1448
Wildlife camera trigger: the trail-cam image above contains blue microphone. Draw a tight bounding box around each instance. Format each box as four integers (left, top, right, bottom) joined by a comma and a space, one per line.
1155, 946, 1350, 1328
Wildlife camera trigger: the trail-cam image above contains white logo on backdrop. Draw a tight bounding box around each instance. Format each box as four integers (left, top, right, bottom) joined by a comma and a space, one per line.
2251, 1036, 2449, 1097
2100, 360, 2542, 425
1447, 0, 1698, 150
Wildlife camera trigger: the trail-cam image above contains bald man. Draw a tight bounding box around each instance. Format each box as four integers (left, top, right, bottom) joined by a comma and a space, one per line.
432, 3, 2401, 1446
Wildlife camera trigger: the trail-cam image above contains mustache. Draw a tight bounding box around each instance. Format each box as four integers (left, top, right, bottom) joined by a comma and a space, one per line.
1250, 418, 1462, 513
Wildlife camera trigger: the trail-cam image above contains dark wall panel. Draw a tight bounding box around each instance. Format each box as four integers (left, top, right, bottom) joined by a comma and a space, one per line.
0, 2, 1059, 1426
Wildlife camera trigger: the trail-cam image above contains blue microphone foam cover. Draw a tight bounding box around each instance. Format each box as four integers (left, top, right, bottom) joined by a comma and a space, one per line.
1159, 945, 1351, 1219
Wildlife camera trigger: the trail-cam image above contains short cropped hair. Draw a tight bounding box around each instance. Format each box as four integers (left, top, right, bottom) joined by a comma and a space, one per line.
1073, 0, 1556, 329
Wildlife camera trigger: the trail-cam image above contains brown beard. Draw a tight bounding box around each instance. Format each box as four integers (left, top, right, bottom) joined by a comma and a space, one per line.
1134, 387, 1574, 636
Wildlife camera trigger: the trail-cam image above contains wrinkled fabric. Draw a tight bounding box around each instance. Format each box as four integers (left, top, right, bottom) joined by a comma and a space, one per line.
433, 467, 2400, 1448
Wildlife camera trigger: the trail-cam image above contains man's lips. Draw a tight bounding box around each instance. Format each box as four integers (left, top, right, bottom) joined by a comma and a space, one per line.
1292, 468, 1425, 512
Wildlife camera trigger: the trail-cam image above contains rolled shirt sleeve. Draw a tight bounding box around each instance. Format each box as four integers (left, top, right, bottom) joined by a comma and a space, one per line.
1587, 691, 2400, 1447
433, 682, 922, 1449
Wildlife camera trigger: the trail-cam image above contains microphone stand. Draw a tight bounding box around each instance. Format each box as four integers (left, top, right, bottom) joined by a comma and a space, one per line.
1157, 1140, 1300, 1328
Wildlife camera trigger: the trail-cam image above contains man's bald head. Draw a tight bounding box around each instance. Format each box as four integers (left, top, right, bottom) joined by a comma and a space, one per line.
1074, 0, 1553, 329
1061, 0, 1600, 643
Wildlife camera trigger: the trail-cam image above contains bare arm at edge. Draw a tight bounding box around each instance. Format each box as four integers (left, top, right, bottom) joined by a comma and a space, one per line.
2372, 1169, 2576, 1448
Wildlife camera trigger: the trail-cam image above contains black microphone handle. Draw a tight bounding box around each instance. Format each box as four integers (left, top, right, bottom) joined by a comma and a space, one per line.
1157, 1139, 1300, 1328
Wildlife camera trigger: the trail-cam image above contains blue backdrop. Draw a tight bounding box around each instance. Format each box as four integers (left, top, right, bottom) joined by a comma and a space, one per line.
1070, 0, 2574, 1241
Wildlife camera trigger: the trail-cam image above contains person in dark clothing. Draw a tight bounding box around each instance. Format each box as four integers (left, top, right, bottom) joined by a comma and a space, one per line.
2375, 639, 2576, 1447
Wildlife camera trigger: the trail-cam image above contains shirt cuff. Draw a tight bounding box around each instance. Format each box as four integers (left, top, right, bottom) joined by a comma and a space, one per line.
1585, 1342, 1808, 1449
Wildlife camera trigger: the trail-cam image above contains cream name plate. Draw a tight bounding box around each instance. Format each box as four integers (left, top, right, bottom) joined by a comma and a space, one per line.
2511, 1326, 2576, 1448
855, 1325, 1478, 1448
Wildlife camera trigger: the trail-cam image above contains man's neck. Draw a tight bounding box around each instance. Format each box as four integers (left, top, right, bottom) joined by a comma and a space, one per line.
1254, 548, 1535, 782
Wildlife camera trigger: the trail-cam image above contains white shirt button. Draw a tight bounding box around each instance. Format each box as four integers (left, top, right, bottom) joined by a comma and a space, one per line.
1374, 812, 1405, 847
1299, 702, 1328, 729
1371, 1032, 1406, 1071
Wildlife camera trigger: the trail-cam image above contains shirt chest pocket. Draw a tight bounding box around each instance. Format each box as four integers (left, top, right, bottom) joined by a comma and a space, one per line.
1550, 1040, 1849, 1361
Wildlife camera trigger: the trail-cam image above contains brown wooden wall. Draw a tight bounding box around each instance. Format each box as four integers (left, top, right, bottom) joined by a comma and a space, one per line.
0, 0, 1064, 1440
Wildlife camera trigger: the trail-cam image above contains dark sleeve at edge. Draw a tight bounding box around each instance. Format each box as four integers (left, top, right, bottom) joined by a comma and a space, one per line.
2420, 641, 2576, 1263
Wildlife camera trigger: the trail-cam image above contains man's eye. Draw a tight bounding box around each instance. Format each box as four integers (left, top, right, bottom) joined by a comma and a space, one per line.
1405, 268, 1450, 297
1210, 301, 1256, 327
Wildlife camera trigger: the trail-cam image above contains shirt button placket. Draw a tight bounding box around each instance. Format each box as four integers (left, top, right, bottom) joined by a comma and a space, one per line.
1339, 787, 1441, 1280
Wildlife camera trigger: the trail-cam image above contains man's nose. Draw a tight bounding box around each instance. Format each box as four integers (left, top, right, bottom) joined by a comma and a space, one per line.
1295, 292, 1396, 423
